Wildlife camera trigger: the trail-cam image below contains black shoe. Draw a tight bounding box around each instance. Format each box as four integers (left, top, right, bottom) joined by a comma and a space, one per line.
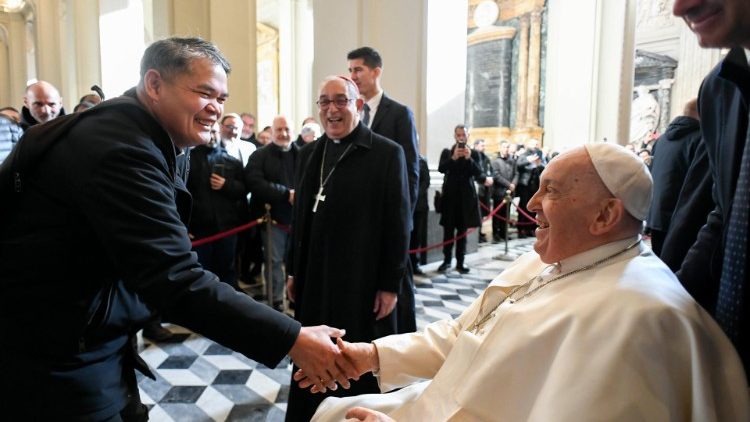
456, 266, 470, 274
478, 236, 488, 243
142, 324, 173, 342
413, 266, 425, 275
437, 262, 450, 272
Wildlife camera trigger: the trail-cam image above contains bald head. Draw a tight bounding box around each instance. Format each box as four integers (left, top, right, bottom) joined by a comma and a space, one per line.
271, 115, 292, 148
24, 81, 63, 124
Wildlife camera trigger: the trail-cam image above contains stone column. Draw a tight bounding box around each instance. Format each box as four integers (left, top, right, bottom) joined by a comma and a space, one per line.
515, 14, 529, 128
657, 78, 673, 134
465, 25, 516, 151
525, 9, 542, 128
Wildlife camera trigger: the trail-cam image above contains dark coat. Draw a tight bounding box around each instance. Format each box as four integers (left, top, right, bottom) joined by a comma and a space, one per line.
286, 123, 410, 421
187, 143, 247, 238
677, 47, 750, 371
438, 146, 486, 228
660, 141, 713, 272
475, 150, 493, 199
416, 155, 430, 212
0, 92, 300, 420
244, 142, 298, 224
289, 123, 409, 339
647, 116, 702, 231
370, 93, 420, 216
491, 154, 518, 198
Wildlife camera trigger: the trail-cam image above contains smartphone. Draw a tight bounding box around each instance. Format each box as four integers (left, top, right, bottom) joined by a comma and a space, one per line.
457, 143, 466, 149
211, 163, 226, 177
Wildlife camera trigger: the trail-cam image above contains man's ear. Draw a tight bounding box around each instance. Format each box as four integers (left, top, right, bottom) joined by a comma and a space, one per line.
590, 198, 624, 235
142, 69, 164, 103
23, 94, 29, 108
373, 66, 383, 79
355, 97, 364, 112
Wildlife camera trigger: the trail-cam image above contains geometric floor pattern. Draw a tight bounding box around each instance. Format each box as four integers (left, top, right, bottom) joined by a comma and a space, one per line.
138, 237, 538, 421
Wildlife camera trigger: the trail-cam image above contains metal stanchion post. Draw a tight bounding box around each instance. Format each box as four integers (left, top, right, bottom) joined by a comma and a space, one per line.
493, 190, 517, 261
264, 204, 273, 306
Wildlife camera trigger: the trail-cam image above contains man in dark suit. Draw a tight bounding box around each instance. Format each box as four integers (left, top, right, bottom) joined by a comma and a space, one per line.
0, 37, 356, 421
646, 99, 702, 256
285, 75, 410, 422
348, 46, 420, 334
672, 0, 750, 377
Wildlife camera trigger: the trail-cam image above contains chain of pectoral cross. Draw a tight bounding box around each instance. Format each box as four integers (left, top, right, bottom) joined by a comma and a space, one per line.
314, 139, 355, 213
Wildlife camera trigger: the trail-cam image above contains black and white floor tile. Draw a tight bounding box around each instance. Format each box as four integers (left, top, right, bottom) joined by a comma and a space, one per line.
138, 237, 538, 421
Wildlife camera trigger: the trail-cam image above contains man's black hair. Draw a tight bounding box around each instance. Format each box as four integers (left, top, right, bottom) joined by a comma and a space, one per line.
347, 46, 383, 69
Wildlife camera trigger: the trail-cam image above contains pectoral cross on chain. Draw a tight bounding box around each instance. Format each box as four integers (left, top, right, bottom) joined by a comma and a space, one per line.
313, 186, 326, 213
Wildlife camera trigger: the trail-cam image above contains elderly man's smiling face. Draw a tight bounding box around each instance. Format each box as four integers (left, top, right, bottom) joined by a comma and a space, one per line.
526, 148, 614, 263
318, 78, 361, 140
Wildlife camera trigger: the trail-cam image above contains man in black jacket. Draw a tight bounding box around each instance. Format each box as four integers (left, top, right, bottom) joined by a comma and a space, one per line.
646, 99, 702, 256
245, 115, 298, 311
490, 140, 518, 241
0, 37, 355, 421
672, 0, 750, 378
437, 125, 491, 274
20, 80, 65, 130
347, 46, 420, 334
187, 135, 247, 290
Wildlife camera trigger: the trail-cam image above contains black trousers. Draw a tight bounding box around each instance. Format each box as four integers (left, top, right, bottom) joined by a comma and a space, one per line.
442, 224, 468, 265
410, 210, 428, 267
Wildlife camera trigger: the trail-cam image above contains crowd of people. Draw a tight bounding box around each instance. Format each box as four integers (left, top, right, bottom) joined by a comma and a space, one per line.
1, 0, 749, 419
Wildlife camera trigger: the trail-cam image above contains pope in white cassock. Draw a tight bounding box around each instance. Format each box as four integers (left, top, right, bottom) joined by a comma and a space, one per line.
300, 143, 750, 422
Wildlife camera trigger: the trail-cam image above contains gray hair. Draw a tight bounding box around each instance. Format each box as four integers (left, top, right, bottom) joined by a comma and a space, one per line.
140, 37, 231, 82
319, 75, 360, 99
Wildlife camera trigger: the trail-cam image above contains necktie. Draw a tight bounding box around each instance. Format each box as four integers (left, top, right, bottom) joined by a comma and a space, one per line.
716, 111, 750, 343
362, 103, 371, 126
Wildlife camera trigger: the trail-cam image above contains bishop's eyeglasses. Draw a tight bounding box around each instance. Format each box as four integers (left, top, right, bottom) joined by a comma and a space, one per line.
316, 96, 355, 110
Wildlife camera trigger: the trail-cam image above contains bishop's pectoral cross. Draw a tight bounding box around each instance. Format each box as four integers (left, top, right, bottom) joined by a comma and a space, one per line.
313, 186, 326, 213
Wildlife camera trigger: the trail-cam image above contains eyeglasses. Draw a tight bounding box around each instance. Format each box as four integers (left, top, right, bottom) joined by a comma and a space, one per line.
222, 125, 239, 130
316, 97, 355, 109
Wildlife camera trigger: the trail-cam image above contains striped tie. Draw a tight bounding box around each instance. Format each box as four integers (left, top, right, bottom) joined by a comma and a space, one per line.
362, 103, 371, 126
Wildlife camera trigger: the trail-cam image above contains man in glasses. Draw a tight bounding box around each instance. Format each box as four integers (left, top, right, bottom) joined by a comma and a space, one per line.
285, 76, 411, 421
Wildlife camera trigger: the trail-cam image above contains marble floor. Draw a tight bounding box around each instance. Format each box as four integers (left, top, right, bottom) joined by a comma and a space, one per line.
137, 236, 538, 421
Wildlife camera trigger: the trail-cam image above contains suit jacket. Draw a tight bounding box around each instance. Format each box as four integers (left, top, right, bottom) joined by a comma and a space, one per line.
370, 93, 420, 218
677, 48, 750, 372
0, 91, 300, 420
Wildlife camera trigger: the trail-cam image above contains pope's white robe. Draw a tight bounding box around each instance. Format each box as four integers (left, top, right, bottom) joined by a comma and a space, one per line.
313, 238, 749, 421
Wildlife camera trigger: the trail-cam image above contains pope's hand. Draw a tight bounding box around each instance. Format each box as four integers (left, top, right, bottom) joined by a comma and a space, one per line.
345, 407, 395, 422
287, 326, 357, 393
295, 338, 378, 393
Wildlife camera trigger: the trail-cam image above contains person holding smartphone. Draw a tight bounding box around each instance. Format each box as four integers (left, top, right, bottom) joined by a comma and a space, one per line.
187, 123, 247, 290
437, 125, 492, 274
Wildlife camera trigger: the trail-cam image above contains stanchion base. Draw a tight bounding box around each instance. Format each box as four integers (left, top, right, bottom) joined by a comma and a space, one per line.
492, 253, 518, 261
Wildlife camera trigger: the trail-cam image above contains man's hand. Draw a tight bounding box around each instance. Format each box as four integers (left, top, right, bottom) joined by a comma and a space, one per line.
287, 326, 357, 393
345, 407, 395, 422
210, 173, 226, 190
508, 183, 515, 192
286, 276, 295, 303
288, 189, 295, 205
373, 291, 397, 320
483, 177, 493, 187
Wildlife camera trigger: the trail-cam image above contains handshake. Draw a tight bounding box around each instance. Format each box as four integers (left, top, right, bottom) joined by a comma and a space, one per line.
287, 326, 379, 394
